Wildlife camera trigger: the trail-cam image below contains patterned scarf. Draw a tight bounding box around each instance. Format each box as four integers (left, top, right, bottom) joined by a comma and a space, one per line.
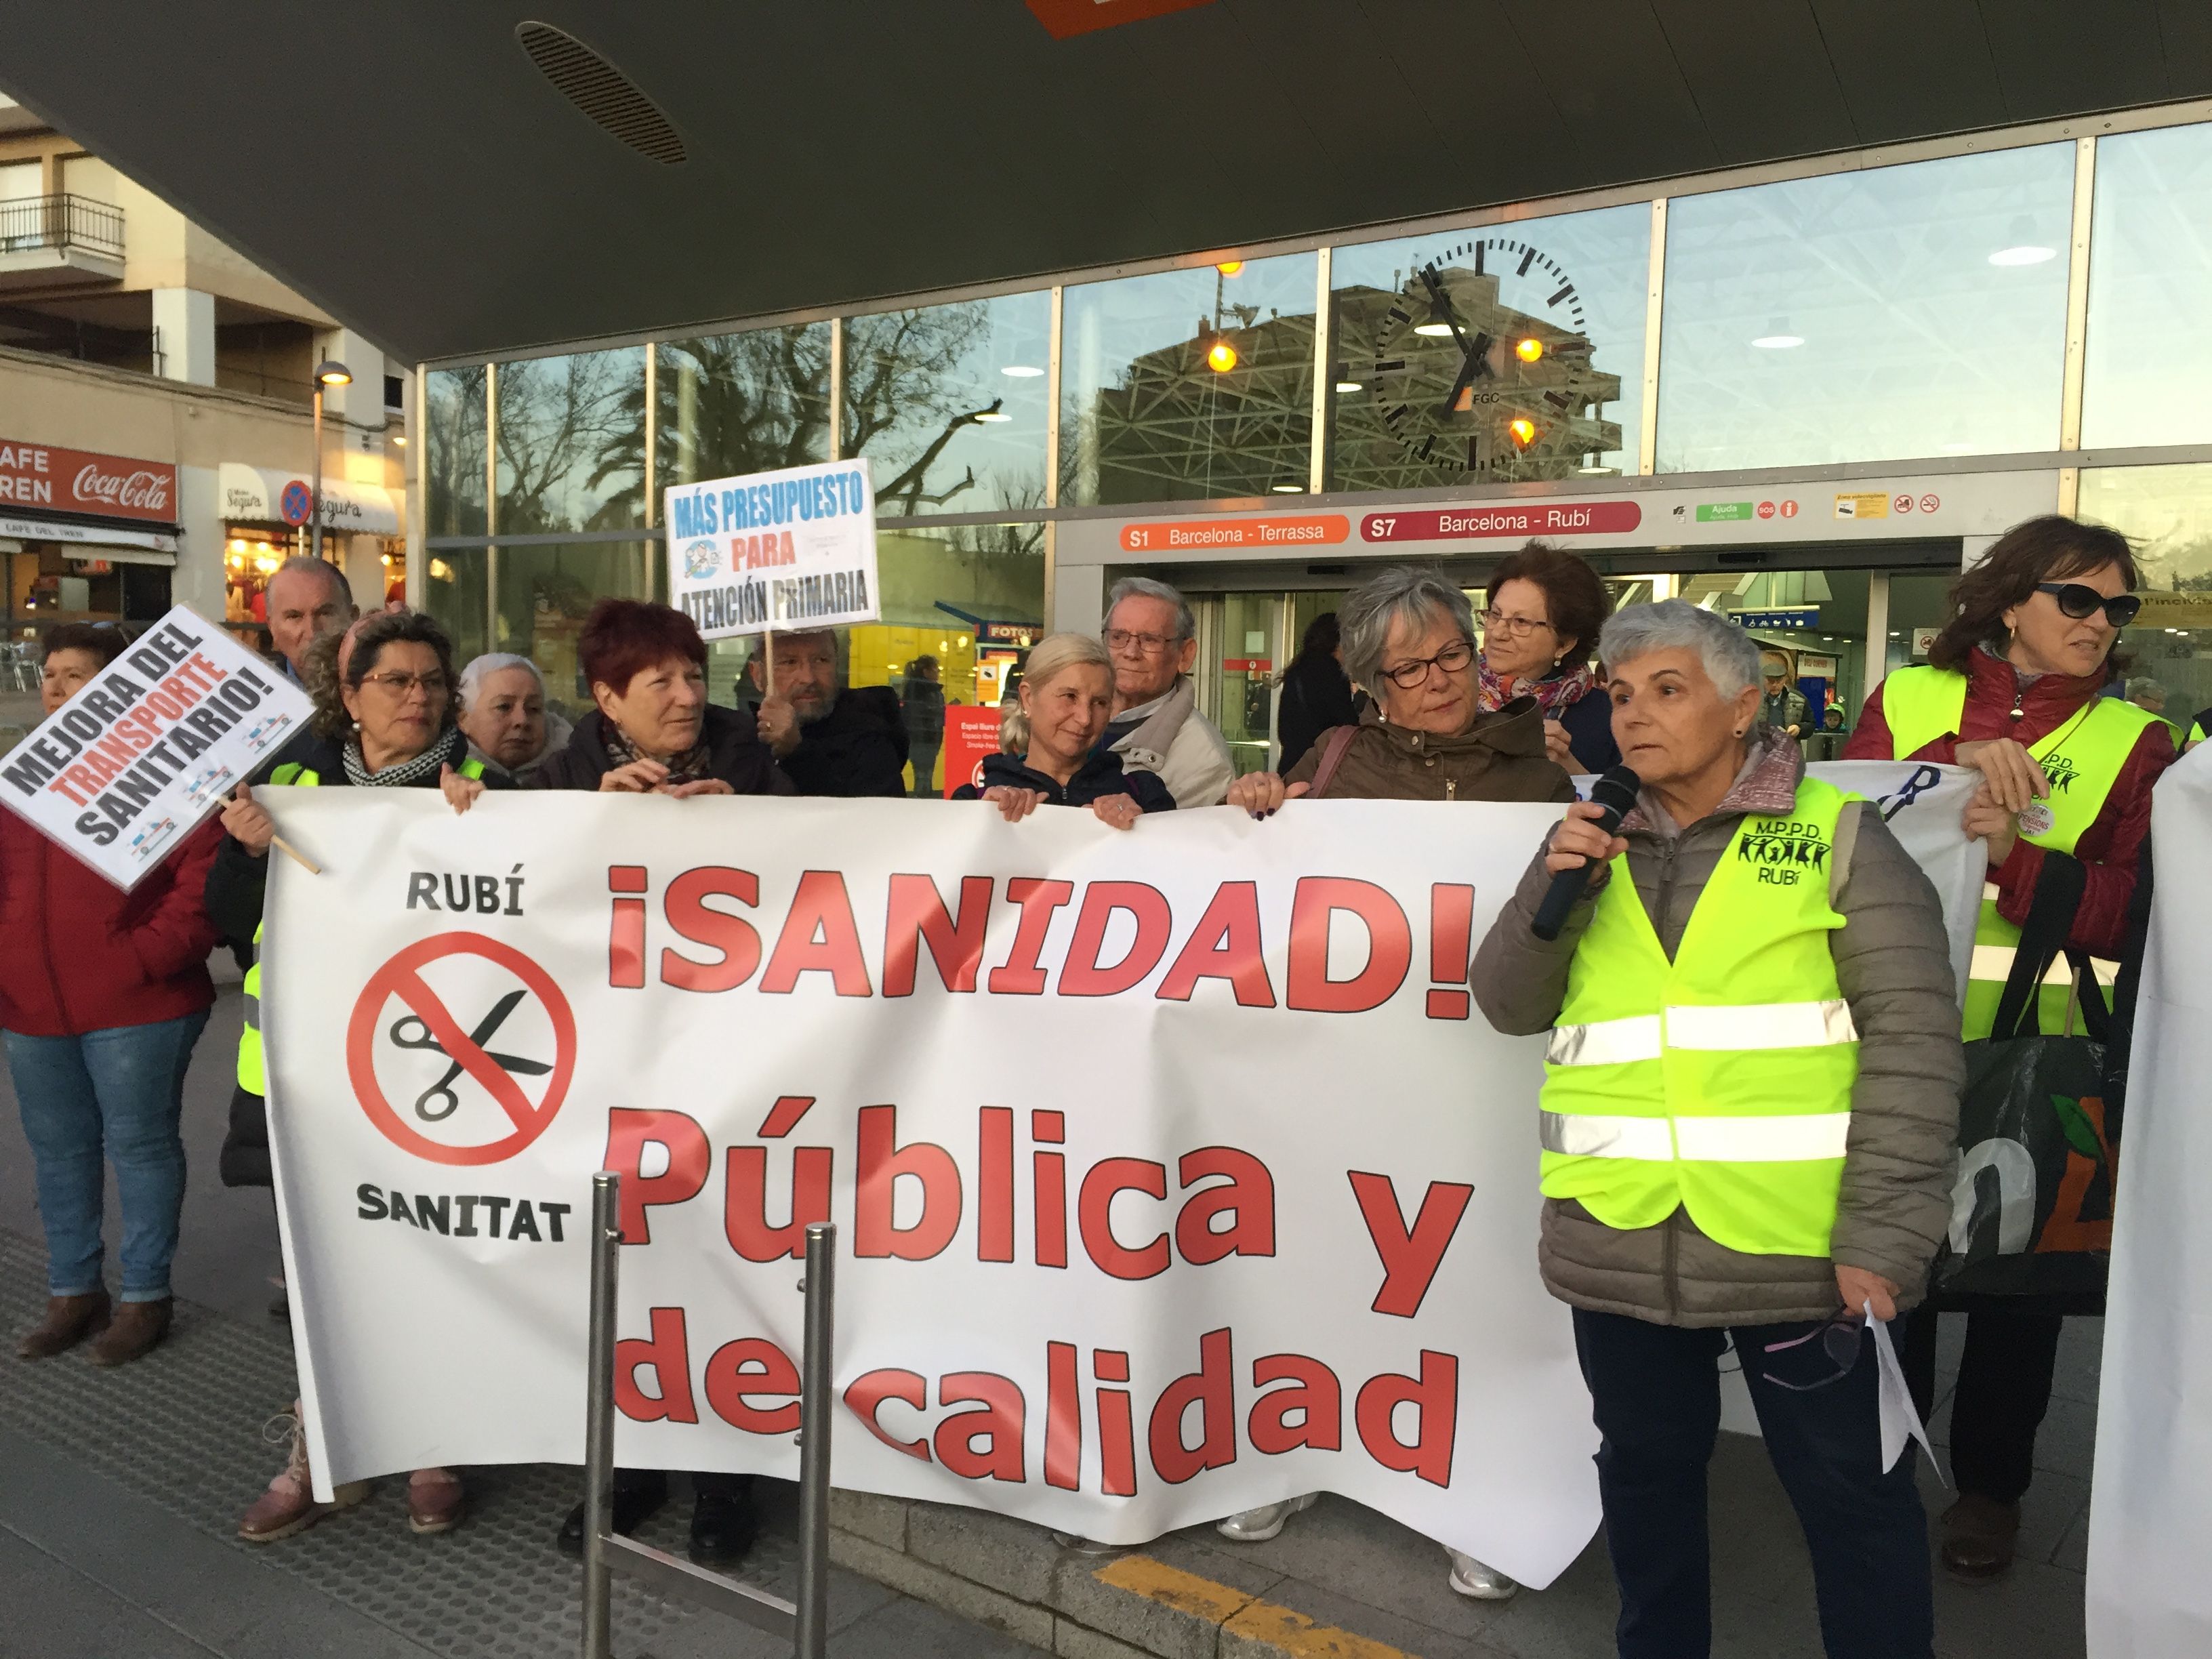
602, 718, 714, 786
1477, 655, 1596, 718
342, 726, 465, 788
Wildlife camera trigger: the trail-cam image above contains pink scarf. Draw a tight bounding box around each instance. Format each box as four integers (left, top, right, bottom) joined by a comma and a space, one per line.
1478, 654, 1595, 717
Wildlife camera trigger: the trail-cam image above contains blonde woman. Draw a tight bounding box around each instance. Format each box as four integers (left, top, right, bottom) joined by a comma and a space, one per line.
953, 633, 1174, 828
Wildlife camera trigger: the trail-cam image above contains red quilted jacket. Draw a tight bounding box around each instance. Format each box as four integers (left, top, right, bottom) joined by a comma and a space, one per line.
0, 810, 220, 1038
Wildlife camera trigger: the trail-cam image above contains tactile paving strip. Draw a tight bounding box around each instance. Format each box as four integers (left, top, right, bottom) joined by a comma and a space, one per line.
0, 1225, 804, 1658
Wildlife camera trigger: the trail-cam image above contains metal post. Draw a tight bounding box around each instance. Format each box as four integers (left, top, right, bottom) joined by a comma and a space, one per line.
581, 1172, 621, 1659
310, 383, 325, 563
794, 1221, 836, 1659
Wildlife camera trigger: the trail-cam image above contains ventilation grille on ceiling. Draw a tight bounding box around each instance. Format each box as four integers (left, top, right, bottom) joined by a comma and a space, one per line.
515, 22, 687, 165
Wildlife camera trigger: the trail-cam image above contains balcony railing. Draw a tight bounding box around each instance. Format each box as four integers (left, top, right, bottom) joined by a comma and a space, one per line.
0, 193, 125, 261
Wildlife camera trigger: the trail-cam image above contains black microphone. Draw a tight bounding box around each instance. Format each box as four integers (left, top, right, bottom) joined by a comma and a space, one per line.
1531, 765, 1641, 941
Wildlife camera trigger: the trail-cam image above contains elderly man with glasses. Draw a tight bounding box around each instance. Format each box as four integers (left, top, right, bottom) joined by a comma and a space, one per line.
1099, 576, 1235, 808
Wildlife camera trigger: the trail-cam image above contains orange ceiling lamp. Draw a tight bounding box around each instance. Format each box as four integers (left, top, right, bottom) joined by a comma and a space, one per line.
1508, 416, 1538, 448
1514, 337, 1544, 363
1206, 340, 1239, 372
1216, 260, 1244, 276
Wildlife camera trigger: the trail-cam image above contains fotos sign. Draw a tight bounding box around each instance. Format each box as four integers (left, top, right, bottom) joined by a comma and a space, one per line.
0, 606, 312, 888
663, 458, 878, 641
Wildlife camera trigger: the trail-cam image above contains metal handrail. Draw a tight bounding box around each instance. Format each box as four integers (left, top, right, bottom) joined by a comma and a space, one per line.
0, 192, 125, 260
581, 1170, 833, 1659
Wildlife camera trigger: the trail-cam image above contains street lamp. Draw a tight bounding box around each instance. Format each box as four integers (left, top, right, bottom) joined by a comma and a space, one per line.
310, 359, 352, 562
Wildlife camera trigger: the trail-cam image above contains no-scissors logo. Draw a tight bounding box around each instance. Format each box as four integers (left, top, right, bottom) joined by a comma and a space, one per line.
346, 933, 576, 1166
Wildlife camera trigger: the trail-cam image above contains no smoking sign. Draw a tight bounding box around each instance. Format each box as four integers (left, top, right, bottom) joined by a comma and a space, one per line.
346, 932, 576, 1166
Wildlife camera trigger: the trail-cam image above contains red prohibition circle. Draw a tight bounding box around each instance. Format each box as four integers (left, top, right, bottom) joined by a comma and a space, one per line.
345, 931, 577, 1166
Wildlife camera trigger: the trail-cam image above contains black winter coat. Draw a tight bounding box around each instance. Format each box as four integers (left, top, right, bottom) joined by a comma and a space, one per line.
525, 705, 793, 795
1276, 654, 1358, 778
953, 750, 1176, 813
759, 686, 909, 798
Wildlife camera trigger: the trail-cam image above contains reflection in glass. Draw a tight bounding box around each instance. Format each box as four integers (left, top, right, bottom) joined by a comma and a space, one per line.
653, 325, 834, 495
2080, 465, 2212, 723
1658, 146, 2074, 471
2085, 125, 2212, 448
1329, 207, 1648, 487
493, 350, 645, 533
1210, 593, 1282, 779
425, 367, 487, 537
1679, 567, 1870, 726
845, 292, 1050, 516
1061, 255, 1316, 506
422, 541, 659, 701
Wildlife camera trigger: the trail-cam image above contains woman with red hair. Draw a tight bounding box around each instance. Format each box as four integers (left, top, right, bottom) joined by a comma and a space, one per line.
527, 598, 791, 797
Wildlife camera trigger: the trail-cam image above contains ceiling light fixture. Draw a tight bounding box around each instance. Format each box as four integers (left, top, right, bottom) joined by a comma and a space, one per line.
1515, 337, 1544, 363
1206, 341, 1239, 373
1271, 483, 1303, 493
1750, 316, 1804, 350
1412, 322, 1456, 338
1216, 260, 1244, 276
972, 411, 1012, 422
1989, 214, 2057, 266
999, 365, 1044, 378
1336, 380, 1364, 393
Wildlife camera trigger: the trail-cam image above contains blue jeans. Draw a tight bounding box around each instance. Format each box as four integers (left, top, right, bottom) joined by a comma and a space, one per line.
5, 1011, 209, 1303
1573, 1307, 1934, 1659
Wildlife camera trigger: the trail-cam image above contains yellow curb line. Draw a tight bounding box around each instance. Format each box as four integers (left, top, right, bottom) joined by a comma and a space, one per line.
1094, 1555, 1416, 1658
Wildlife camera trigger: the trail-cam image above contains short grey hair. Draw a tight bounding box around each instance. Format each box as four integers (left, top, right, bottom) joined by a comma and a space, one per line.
1339, 566, 1475, 692
457, 652, 546, 708
2127, 676, 2167, 703
1106, 576, 1195, 643
1599, 599, 1763, 699
267, 554, 352, 606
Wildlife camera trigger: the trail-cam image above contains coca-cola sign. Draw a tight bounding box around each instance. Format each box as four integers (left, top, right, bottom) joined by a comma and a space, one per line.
0, 438, 179, 525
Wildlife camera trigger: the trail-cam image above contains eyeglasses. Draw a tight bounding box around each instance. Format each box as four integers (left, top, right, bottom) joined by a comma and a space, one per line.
1758, 1311, 1866, 1393
1478, 607, 1555, 639
1103, 627, 1179, 657
2036, 583, 2142, 628
361, 671, 450, 697
1377, 638, 1475, 689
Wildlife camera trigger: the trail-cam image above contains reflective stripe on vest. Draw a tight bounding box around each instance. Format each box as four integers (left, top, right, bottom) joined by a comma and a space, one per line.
1538, 774, 1858, 1258
1879, 665, 2155, 1039
234, 754, 485, 1094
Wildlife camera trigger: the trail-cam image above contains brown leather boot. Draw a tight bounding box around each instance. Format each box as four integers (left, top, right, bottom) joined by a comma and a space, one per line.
16, 1292, 111, 1359
88, 1298, 172, 1368
1939, 1492, 2022, 1579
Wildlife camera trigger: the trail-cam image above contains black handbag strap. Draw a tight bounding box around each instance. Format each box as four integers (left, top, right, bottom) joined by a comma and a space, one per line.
2064, 946, 2113, 1044
1992, 850, 2087, 1041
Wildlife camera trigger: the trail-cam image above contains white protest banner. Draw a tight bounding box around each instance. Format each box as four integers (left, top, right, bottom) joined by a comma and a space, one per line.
260, 762, 1979, 1588
663, 457, 877, 641
2089, 744, 2212, 1658
0, 605, 310, 889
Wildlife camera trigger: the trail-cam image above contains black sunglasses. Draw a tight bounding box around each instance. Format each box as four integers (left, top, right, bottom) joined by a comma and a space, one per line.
2036, 582, 2142, 627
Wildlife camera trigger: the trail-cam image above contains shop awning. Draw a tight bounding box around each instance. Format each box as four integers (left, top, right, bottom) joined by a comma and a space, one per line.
219, 462, 401, 536
0, 512, 178, 560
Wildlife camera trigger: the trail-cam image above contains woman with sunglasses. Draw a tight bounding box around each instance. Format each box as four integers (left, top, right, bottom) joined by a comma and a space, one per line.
1844, 513, 2173, 1582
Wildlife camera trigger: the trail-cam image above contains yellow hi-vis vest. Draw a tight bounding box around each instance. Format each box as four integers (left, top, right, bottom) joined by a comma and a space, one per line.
1539, 775, 1858, 1259
236, 758, 483, 1094
1878, 665, 2157, 1040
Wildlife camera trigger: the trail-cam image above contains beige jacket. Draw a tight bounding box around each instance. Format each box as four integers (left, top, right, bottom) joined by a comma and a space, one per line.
1469, 731, 1965, 1326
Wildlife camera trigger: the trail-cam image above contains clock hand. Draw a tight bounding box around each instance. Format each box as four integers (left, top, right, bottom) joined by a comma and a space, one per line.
1436, 329, 1494, 421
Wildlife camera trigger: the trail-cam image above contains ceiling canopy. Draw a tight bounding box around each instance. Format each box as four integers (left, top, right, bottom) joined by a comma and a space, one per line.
3, 1, 2205, 363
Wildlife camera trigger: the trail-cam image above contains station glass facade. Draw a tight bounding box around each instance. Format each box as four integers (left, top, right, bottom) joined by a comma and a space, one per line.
419, 106, 2212, 780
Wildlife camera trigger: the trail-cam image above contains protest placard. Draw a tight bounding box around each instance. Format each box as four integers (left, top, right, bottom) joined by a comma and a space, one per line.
0, 605, 311, 889
259, 762, 1980, 1589
663, 457, 878, 642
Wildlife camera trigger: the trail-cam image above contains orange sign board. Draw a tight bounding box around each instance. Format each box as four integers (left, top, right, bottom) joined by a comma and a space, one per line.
1119, 514, 1351, 554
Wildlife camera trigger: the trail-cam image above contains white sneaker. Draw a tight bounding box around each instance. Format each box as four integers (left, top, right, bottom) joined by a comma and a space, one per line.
1214, 1492, 1317, 1543
1447, 1549, 1519, 1600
